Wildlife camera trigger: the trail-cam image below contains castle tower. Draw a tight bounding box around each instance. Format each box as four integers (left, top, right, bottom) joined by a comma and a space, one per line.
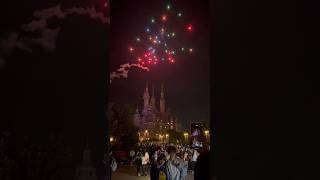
133, 107, 141, 128
160, 83, 166, 113
150, 84, 156, 109
75, 138, 97, 180
143, 81, 150, 111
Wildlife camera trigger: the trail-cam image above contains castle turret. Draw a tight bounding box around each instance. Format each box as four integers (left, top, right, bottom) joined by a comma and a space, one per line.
160, 83, 166, 113
133, 107, 141, 128
143, 81, 150, 111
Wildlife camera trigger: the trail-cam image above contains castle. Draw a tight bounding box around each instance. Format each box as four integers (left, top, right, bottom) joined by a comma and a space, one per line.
133, 82, 181, 141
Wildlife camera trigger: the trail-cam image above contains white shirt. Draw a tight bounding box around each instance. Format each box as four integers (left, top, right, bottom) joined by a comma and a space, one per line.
192, 150, 199, 162
142, 152, 149, 165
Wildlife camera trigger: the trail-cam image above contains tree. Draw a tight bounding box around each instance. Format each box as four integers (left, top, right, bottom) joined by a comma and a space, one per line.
168, 129, 184, 145
107, 103, 139, 150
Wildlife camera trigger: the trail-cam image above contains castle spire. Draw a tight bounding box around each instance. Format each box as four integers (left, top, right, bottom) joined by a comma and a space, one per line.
160, 82, 165, 113
143, 81, 150, 111
161, 82, 164, 98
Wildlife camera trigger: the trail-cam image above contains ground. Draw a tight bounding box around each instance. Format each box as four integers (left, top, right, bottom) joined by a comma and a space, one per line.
112, 164, 194, 180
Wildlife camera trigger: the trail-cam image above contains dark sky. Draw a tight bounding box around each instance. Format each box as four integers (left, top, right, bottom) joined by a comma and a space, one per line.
109, 0, 210, 130
0, 0, 109, 168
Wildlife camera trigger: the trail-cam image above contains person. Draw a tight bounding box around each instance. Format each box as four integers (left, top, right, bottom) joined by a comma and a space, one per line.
190, 148, 200, 174
178, 151, 189, 180
165, 146, 180, 180
135, 149, 143, 176
129, 149, 135, 166
141, 150, 150, 176
150, 148, 160, 180
157, 153, 167, 180
194, 151, 210, 180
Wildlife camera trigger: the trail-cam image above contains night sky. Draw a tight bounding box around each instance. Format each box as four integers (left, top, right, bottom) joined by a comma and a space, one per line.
109, 0, 210, 130
0, 0, 109, 168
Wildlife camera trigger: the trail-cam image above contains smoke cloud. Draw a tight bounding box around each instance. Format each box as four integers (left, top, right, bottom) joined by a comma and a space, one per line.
0, 4, 109, 67
110, 63, 150, 83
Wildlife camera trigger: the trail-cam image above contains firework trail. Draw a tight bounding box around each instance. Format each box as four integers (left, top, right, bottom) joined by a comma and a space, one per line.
110, 63, 150, 83
0, 4, 109, 67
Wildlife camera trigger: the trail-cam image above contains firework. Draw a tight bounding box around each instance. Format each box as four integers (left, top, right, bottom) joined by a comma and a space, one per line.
127, 3, 194, 67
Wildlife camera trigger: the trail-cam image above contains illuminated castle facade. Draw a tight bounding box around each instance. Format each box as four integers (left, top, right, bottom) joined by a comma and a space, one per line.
133, 82, 181, 141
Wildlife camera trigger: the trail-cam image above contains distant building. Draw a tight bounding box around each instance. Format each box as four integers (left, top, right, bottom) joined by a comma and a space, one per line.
133, 81, 180, 141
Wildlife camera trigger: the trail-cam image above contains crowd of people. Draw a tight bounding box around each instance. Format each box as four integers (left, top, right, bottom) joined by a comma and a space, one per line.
128, 143, 204, 180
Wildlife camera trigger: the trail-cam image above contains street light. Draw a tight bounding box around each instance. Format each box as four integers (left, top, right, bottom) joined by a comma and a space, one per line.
205, 130, 209, 136
110, 137, 114, 143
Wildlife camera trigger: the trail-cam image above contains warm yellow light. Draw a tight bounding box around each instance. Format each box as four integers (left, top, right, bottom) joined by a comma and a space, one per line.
183, 133, 188, 136
165, 134, 169, 138
205, 130, 209, 135
110, 137, 114, 142
145, 130, 148, 133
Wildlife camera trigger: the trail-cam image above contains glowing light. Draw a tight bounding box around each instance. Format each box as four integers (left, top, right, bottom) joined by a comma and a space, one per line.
167, 34, 170, 37
110, 137, 114, 142
136, 37, 141, 42
189, 48, 193, 52
151, 18, 155, 23
145, 130, 148, 133
178, 12, 182, 17
186, 24, 193, 32
149, 36, 152, 40
162, 14, 167, 21
181, 47, 185, 51
129, 47, 134, 52
146, 28, 150, 32
205, 130, 209, 135
171, 32, 175, 37
166, 4, 171, 10
138, 57, 142, 61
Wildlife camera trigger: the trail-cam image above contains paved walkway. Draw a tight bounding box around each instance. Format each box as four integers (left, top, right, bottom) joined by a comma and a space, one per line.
112, 165, 194, 180
112, 165, 148, 180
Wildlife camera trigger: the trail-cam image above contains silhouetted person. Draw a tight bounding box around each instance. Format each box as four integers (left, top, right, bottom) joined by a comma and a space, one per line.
194, 151, 210, 180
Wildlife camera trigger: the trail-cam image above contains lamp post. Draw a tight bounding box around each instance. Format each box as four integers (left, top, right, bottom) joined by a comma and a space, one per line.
183, 132, 189, 144
204, 130, 210, 142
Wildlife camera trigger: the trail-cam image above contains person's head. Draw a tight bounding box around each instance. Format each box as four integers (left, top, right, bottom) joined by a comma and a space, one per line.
166, 146, 177, 159
157, 153, 166, 165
